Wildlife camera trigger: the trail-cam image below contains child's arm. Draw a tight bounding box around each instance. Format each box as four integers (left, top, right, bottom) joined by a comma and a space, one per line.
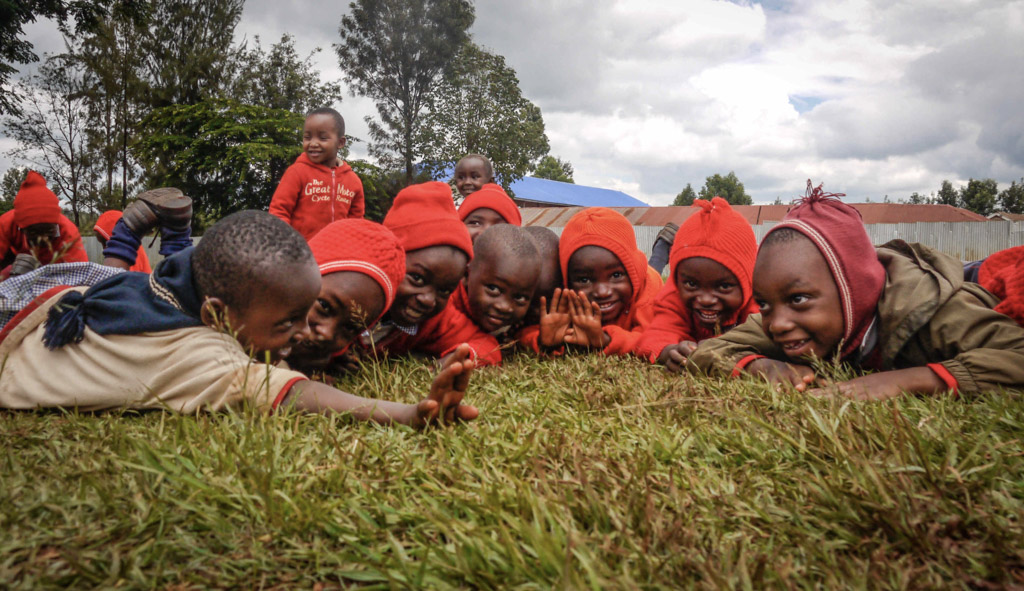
278, 344, 478, 426
657, 341, 698, 373
809, 368, 944, 401
688, 314, 802, 377
269, 166, 302, 224
348, 180, 365, 219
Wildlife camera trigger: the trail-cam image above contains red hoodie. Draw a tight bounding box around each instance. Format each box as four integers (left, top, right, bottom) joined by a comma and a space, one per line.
0, 210, 87, 271
269, 152, 365, 241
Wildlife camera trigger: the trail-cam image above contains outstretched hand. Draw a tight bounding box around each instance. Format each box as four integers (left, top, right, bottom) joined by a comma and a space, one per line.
539, 288, 572, 349
747, 358, 817, 391
657, 341, 698, 373
413, 343, 479, 427
564, 291, 608, 349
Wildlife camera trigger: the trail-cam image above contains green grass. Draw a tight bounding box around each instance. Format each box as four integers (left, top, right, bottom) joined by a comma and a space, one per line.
3, 353, 1024, 589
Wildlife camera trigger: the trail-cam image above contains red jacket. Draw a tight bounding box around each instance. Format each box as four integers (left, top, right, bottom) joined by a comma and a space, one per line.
0, 210, 87, 269
269, 153, 365, 241
634, 281, 760, 362
361, 298, 503, 367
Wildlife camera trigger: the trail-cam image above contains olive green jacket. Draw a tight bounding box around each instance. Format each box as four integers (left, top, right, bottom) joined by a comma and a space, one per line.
689, 240, 1024, 392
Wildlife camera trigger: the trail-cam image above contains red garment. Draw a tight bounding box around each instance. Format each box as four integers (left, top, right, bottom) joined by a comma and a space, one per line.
978, 245, 1024, 326
269, 152, 365, 241
602, 265, 663, 355
458, 183, 522, 225
364, 298, 502, 367
384, 181, 473, 259
0, 210, 87, 268
93, 210, 151, 273
14, 171, 61, 227
635, 282, 760, 362
308, 219, 405, 312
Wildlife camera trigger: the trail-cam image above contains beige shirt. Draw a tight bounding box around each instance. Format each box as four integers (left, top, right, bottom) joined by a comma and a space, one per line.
0, 288, 307, 412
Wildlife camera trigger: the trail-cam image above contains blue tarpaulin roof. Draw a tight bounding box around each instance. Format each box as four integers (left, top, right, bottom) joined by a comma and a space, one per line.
509, 177, 648, 207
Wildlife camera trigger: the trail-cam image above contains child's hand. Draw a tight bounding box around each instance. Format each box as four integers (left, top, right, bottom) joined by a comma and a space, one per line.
411, 343, 479, 427
539, 288, 571, 348
747, 358, 816, 391
330, 347, 363, 374
657, 341, 698, 373
564, 291, 610, 349
807, 367, 947, 401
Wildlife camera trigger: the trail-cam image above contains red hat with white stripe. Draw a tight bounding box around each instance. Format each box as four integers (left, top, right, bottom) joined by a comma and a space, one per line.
308, 219, 406, 312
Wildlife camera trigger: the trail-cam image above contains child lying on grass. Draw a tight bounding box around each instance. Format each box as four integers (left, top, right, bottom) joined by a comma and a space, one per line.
0, 211, 477, 426
688, 182, 1024, 399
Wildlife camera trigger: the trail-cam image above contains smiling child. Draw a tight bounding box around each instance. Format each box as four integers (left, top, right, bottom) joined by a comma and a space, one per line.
636, 197, 759, 372
452, 154, 495, 200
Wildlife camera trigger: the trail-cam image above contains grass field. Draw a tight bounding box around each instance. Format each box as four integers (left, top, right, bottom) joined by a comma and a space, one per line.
2, 353, 1023, 589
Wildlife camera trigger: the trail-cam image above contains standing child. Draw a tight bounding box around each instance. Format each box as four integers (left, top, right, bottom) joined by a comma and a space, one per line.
537, 207, 663, 355
452, 154, 495, 200
689, 182, 1024, 399
458, 183, 522, 243
0, 171, 87, 277
270, 107, 364, 241
635, 198, 759, 372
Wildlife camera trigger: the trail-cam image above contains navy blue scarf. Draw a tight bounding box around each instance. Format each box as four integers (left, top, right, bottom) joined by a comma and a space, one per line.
42, 248, 204, 349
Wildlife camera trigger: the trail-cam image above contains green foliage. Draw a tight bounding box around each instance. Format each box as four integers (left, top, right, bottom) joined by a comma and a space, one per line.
346, 159, 432, 222
959, 178, 999, 216
135, 98, 303, 220
419, 43, 549, 190
335, 0, 475, 183
0, 167, 26, 214
907, 191, 931, 204
673, 183, 696, 206
698, 171, 752, 205
936, 180, 959, 207
2, 354, 1024, 587
229, 34, 343, 116
533, 155, 574, 184
998, 179, 1024, 214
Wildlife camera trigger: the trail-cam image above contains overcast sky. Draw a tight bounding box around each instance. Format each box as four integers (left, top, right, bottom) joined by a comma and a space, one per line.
5, 0, 1024, 205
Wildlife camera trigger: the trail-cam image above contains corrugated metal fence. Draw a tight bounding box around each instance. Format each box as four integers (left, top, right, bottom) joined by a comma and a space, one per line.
539, 221, 1024, 262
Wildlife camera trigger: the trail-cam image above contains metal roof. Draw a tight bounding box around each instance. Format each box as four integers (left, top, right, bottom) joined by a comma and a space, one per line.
509, 176, 648, 208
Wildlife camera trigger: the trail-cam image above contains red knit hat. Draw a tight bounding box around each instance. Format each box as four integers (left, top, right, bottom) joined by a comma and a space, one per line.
978, 245, 1024, 325
14, 170, 61, 227
559, 207, 648, 295
384, 181, 473, 260
308, 219, 406, 312
764, 181, 885, 358
669, 197, 757, 304
458, 183, 522, 226
93, 210, 123, 240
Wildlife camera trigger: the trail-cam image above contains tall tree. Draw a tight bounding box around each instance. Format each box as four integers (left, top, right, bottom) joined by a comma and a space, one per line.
533, 155, 574, 184
698, 171, 752, 205
999, 179, 1024, 214
673, 183, 696, 206
3, 51, 99, 225
907, 191, 930, 204
0, 167, 27, 215
336, 0, 475, 184
229, 34, 343, 115
959, 178, 999, 216
936, 180, 959, 207
418, 43, 549, 189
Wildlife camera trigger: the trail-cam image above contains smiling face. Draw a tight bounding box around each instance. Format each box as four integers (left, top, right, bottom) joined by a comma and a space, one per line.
292, 271, 386, 363
463, 207, 507, 243
453, 157, 493, 198
675, 257, 745, 332
302, 113, 345, 167
466, 251, 538, 333
567, 245, 633, 324
753, 236, 844, 361
22, 223, 60, 248
389, 245, 468, 327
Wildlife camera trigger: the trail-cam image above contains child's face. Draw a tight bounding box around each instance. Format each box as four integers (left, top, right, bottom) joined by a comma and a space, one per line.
292, 271, 386, 362
753, 237, 844, 360
567, 246, 633, 324
390, 246, 468, 327
302, 114, 345, 166
466, 252, 538, 333
22, 223, 60, 248
463, 207, 506, 243
453, 158, 492, 198
675, 257, 744, 331
525, 255, 561, 326
227, 263, 321, 364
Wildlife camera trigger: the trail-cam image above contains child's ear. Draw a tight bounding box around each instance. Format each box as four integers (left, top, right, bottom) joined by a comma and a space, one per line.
200, 297, 227, 328
339, 136, 347, 148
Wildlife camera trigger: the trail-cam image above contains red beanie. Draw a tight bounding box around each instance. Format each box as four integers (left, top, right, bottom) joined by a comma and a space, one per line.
669, 197, 757, 304
14, 170, 61, 227
308, 219, 406, 312
94, 210, 123, 240
978, 245, 1024, 326
383, 181, 473, 260
458, 183, 522, 226
559, 207, 648, 295
765, 181, 885, 358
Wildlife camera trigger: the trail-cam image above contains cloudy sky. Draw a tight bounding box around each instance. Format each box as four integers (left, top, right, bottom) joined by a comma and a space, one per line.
6, 0, 1024, 205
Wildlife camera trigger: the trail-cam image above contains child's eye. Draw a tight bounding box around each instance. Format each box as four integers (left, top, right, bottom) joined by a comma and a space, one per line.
485, 284, 500, 294
513, 295, 530, 304
407, 273, 425, 286
683, 279, 698, 289
316, 298, 333, 315
716, 283, 735, 292
790, 294, 810, 305
612, 271, 627, 280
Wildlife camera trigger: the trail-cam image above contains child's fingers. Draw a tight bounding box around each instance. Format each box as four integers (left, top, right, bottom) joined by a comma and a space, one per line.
453, 358, 474, 393
416, 399, 441, 424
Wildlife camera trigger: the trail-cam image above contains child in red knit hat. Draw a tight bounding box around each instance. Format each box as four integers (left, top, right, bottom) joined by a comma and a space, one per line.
269, 108, 365, 241
452, 154, 495, 200
690, 181, 1024, 399
977, 245, 1024, 327
360, 181, 503, 366
94, 210, 152, 273
0, 170, 87, 277
458, 183, 522, 243
534, 207, 663, 355
635, 197, 759, 372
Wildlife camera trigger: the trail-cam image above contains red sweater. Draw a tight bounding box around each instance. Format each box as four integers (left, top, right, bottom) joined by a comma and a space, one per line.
362, 298, 503, 367
0, 211, 87, 269
634, 281, 760, 362
269, 153, 365, 241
